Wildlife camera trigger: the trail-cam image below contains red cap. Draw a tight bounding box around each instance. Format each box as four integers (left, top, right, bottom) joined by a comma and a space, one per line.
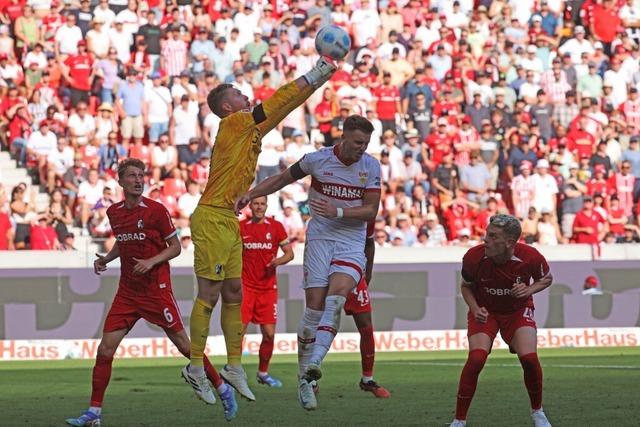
39, 119, 49, 127
594, 164, 606, 173
585, 275, 598, 288
461, 115, 471, 124
78, 40, 87, 47
615, 45, 626, 55
0, 53, 8, 60
520, 160, 533, 170
388, 1, 397, 7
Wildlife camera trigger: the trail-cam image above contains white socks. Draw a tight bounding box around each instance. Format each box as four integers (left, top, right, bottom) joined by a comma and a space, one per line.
297, 307, 323, 377
309, 295, 346, 366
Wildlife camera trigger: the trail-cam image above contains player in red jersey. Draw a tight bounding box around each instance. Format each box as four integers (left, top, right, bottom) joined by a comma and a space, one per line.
450, 214, 553, 427
344, 220, 390, 398
66, 159, 237, 427
239, 196, 294, 388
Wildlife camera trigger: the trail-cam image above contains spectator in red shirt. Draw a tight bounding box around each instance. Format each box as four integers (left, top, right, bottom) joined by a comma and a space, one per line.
30, 213, 60, 250
567, 116, 596, 160
587, 164, 614, 198
313, 87, 335, 147
591, 0, 621, 47
572, 195, 605, 244
254, 72, 277, 104
423, 117, 453, 170
607, 195, 628, 237
62, 40, 94, 107
373, 71, 401, 133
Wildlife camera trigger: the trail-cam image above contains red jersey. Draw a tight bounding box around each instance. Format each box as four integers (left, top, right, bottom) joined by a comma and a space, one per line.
240, 217, 289, 291
254, 85, 276, 104
314, 101, 333, 133
30, 224, 58, 250
461, 243, 550, 314
572, 209, 604, 244
373, 85, 400, 120
567, 129, 595, 159
107, 197, 177, 295
63, 54, 94, 91
425, 132, 453, 167
0, 211, 12, 250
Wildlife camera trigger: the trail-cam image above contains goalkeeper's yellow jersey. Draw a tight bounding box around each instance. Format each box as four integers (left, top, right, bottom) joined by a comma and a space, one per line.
199, 81, 313, 210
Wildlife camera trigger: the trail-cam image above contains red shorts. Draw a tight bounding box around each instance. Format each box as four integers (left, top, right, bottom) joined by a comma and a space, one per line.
467, 307, 536, 344
344, 278, 372, 316
103, 290, 184, 334
241, 287, 277, 325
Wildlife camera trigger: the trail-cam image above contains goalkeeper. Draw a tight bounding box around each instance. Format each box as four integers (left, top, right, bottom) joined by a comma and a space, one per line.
182, 57, 338, 404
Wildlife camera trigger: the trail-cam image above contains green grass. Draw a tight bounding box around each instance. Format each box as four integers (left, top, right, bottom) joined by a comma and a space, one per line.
1, 347, 639, 426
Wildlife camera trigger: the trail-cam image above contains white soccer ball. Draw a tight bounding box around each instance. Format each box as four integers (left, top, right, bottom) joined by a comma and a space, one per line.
315, 25, 351, 60
65, 345, 82, 359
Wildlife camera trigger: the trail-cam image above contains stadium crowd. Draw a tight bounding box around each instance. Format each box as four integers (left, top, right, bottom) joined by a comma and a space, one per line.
1, 0, 640, 251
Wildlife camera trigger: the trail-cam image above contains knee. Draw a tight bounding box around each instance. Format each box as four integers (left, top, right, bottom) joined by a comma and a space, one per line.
466, 348, 488, 372
355, 314, 372, 330
97, 342, 117, 358
262, 331, 275, 342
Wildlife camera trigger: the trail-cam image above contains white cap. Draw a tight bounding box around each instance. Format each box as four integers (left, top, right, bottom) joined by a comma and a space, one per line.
459, 228, 471, 236
527, 45, 537, 53
283, 200, 296, 209
181, 227, 191, 238
536, 159, 550, 169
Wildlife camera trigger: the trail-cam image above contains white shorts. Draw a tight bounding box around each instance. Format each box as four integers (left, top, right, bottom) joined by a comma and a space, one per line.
302, 239, 365, 288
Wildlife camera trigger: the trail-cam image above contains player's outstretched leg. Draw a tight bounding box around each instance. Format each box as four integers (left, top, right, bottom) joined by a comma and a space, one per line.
256, 324, 282, 388
353, 312, 390, 398
220, 301, 255, 401
297, 307, 322, 410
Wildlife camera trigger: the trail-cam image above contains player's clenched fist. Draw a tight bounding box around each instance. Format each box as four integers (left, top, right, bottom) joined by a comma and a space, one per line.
511, 282, 530, 299
94, 253, 108, 275
235, 193, 251, 215
472, 306, 489, 324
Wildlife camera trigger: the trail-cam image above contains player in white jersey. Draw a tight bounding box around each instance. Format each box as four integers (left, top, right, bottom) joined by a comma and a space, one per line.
236, 115, 381, 411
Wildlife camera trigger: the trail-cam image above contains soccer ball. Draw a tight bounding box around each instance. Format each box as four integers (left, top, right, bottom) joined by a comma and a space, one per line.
315, 25, 351, 60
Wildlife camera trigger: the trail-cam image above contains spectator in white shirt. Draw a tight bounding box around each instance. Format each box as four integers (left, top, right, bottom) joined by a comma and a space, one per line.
67, 101, 96, 146
77, 168, 104, 234
144, 71, 173, 143
27, 119, 57, 185
47, 136, 74, 193
177, 180, 201, 226
170, 95, 200, 158
532, 159, 559, 214
55, 13, 83, 56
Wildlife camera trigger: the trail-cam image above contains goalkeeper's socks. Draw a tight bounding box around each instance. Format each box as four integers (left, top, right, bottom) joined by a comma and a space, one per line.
359, 324, 375, 379
297, 307, 323, 376
309, 295, 346, 364
519, 352, 543, 410
190, 298, 213, 368
90, 355, 113, 407
221, 302, 243, 366
455, 349, 488, 420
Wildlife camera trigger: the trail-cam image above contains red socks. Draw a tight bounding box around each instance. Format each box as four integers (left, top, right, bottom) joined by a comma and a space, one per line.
203, 356, 223, 388
359, 325, 375, 378
519, 352, 543, 410
90, 355, 113, 407
259, 337, 275, 373
455, 349, 488, 420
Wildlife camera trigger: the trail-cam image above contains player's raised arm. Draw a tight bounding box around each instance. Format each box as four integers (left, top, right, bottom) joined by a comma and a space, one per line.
235, 162, 309, 212
252, 57, 337, 135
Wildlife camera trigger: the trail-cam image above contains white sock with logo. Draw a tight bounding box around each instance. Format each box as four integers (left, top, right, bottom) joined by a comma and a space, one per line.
309, 295, 346, 367
297, 307, 323, 377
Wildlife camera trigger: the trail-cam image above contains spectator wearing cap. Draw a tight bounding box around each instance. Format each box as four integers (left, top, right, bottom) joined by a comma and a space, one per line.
336, 73, 373, 117
432, 151, 459, 205
552, 90, 579, 129
61, 39, 94, 107
424, 117, 453, 168
170, 69, 197, 104
151, 133, 178, 183
107, 18, 131, 63
30, 212, 60, 250
572, 195, 605, 244
406, 91, 431, 141
161, 25, 188, 77
377, 30, 406, 61
582, 275, 604, 295
427, 44, 451, 82
379, 2, 402, 42
402, 67, 433, 114
170, 94, 200, 159
178, 138, 205, 179
254, 57, 282, 88
465, 92, 490, 132
211, 35, 234, 81
531, 0, 559, 37
93, 102, 117, 145
537, 208, 562, 245
116, 67, 145, 148
620, 88, 640, 133
381, 45, 415, 87
604, 58, 628, 108
92, 0, 116, 29
589, 142, 613, 175
396, 148, 424, 194
26, 119, 57, 184
560, 162, 586, 239
532, 159, 558, 214
97, 131, 126, 175
233, 2, 260, 47
330, 100, 352, 141
521, 44, 544, 76
55, 13, 83, 57
567, 115, 596, 160
245, 30, 268, 66
530, 90, 553, 142
519, 69, 542, 105
76, 168, 105, 235
578, 61, 604, 102
85, 17, 110, 59
559, 25, 594, 65
617, 223, 640, 243
134, 10, 161, 69
143, 71, 172, 144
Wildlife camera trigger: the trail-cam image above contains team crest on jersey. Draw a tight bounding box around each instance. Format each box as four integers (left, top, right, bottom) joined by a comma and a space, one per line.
266, 232, 271, 240
215, 264, 223, 275
359, 172, 368, 185
137, 219, 144, 229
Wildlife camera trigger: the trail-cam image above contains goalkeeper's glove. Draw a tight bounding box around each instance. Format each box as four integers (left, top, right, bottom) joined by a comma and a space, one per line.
303, 56, 338, 89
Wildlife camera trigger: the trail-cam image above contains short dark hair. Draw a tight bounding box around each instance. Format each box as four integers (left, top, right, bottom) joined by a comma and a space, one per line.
489, 214, 522, 241
207, 83, 234, 118
118, 158, 146, 180
343, 115, 374, 134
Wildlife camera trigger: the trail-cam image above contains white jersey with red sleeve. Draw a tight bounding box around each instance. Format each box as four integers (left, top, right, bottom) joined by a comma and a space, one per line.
298, 146, 381, 249
107, 197, 177, 295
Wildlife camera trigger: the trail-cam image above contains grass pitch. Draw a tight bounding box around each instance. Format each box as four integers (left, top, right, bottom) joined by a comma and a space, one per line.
1, 347, 638, 426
